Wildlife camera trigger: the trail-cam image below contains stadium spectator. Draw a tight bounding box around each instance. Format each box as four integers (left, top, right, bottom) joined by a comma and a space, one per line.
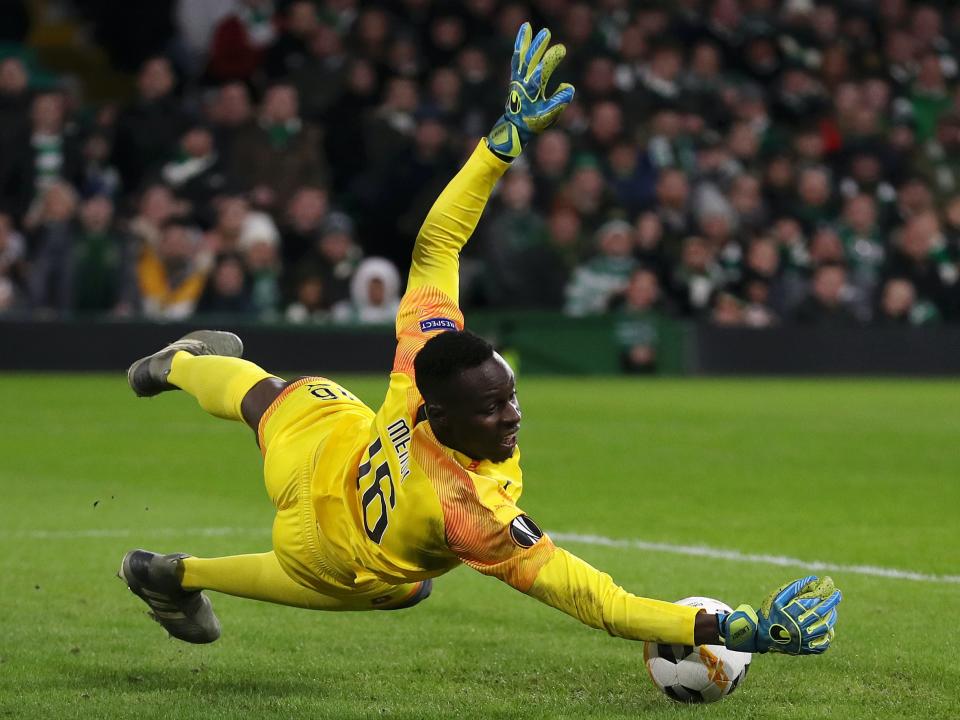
361, 76, 420, 178
280, 185, 328, 271
230, 83, 326, 211
711, 291, 746, 327
876, 276, 941, 325
205, 0, 277, 83
670, 235, 726, 318
480, 168, 555, 308
206, 82, 254, 161
112, 57, 189, 192
614, 268, 667, 374
366, 113, 458, 261
128, 184, 181, 252
263, 0, 320, 80
136, 220, 210, 320
738, 236, 785, 321
793, 263, 860, 326
838, 194, 886, 302
652, 166, 692, 246
332, 256, 401, 325
0, 212, 26, 313
205, 194, 249, 255
530, 129, 572, 212
299, 211, 361, 309
285, 269, 328, 324
71, 195, 132, 315
77, 131, 121, 200
633, 211, 668, 281
289, 24, 349, 122
560, 155, 615, 235
2, 92, 82, 220
884, 211, 959, 316
0, 0, 959, 337
26, 181, 79, 316
198, 252, 254, 316
565, 219, 637, 317
239, 212, 281, 320
323, 57, 380, 195
161, 124, 227, 225
0, 58, 30, 153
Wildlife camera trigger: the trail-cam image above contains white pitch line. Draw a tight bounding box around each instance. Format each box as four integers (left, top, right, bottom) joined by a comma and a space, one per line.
0, 527, 269, 540
551, 532, 960, 585
1, 526, 957, 585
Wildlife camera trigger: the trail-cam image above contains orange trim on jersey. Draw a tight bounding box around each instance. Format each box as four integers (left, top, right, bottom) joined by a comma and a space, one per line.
393, 285, 464, 378
412, 427, 555, 592
256, 376, 326, 454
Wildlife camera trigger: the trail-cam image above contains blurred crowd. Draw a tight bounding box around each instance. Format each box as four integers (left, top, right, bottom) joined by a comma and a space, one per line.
2, 0, 960, 354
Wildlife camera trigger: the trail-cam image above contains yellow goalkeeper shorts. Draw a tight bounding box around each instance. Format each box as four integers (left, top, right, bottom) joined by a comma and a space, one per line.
257, 377, 422, 609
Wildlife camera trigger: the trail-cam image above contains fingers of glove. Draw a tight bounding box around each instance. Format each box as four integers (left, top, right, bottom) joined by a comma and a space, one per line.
799, 575, 836, 601
526, 87, 574, 131
544, 82, 575, 108
545, 83, 575, 112
805, 627, 835, 653
799, 589, 842, 626
524, 28, 551, 83
512, 23, 532, 78
537, 44, 567, 92
764, 575, 818, 614
804, 607, 838, 637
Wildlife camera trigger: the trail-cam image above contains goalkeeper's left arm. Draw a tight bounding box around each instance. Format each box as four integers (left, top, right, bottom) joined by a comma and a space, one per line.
525, 545, 841, 655
527, 546, 702, 645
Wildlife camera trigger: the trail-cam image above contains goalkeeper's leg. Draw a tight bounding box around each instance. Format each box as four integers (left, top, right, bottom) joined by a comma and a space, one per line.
181, 551, 430, 611
121, 549, 431, 643
127, 329, 286, 433
167, 352, 286, 431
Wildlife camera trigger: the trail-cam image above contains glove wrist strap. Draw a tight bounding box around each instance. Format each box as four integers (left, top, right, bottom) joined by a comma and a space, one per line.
486, 115, 527, 161
715, 611, 729, 643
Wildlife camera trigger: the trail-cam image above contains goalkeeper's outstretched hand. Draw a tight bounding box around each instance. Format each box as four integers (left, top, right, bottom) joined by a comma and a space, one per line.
486, 22, 575, 160
718, 576, 841, 655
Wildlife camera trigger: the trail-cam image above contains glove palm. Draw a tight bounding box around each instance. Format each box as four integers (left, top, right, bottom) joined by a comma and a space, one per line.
487, 22, 575, 159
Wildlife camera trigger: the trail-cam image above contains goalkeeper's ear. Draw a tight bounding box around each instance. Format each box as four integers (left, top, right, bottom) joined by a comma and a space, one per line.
422, 400, 448, 428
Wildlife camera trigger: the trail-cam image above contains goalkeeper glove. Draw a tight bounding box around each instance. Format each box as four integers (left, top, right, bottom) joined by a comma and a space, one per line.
486, 22, 575, 160
717, 575, 841, 655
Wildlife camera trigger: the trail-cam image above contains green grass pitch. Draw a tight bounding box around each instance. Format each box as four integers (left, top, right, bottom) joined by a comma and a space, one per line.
0, 374, 957, 719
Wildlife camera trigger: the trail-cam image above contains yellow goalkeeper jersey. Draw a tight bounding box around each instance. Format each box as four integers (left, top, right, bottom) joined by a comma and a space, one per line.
304, 141, 699, 645
346, 285, 555, 591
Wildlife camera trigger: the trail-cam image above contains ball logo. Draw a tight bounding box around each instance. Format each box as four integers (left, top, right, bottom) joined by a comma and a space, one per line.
509, 90, 522, 115
509, 515, 543, 548
698, 647, 731, 689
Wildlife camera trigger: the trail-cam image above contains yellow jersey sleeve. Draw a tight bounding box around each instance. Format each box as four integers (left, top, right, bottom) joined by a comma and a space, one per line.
527, 548, 700, 645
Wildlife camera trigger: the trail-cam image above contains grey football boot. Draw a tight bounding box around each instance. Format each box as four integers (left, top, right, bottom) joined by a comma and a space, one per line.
120, 549, 221, 644
127, 330, 243, 397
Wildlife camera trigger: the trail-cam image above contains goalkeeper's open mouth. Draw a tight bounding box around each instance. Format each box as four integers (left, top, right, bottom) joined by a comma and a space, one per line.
500, 427, 520, 450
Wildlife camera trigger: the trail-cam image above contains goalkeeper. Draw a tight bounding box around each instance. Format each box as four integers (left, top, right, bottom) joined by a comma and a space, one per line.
120, 23, 841, 657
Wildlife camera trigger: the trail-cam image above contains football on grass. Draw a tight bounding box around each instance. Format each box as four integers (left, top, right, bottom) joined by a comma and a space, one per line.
643, 596, 752, 703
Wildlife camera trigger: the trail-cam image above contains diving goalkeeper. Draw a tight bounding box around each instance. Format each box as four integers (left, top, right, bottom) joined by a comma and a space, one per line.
120, 23, 841, 658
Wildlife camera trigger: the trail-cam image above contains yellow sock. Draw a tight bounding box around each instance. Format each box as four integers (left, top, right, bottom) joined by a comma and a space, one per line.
181, 552, 369, 611
167, 352, 276, 421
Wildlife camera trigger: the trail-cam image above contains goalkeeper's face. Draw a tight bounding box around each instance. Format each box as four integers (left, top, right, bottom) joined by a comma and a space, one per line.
435, 353, 521, 463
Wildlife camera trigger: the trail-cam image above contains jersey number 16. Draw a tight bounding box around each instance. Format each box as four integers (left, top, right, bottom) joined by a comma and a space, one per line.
357, 436, 395, 544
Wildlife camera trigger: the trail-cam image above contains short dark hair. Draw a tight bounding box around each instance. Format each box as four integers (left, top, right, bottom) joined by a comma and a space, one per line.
414, 330, 493, 403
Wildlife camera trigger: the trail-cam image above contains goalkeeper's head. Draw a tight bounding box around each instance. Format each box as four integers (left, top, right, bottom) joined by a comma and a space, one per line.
414, 330, 521, 463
